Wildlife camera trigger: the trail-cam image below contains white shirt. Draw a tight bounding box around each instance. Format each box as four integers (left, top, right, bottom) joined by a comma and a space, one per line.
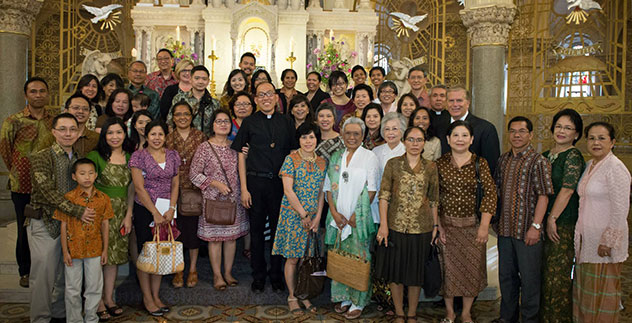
370, 142, 406, 223
450, 111, 469, 123
323, 146, 379, 240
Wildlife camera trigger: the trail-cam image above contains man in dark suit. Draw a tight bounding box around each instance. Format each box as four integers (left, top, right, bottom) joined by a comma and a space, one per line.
435, 86, 501, 174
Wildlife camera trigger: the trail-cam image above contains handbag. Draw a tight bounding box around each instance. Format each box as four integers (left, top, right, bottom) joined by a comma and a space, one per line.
178, 188, 203, 216
204, 142, 236, 226
423, 236, 442, 298
474, 156, 499, 224
136, 223, 184, 275
295, 231, 325, 300
326, 231, 371, 292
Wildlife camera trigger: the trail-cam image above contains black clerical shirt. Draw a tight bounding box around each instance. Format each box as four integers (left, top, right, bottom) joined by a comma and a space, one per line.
231, 111, 298, 175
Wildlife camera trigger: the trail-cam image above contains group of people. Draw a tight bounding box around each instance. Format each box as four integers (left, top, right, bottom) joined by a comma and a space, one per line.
1, 47, 628, 323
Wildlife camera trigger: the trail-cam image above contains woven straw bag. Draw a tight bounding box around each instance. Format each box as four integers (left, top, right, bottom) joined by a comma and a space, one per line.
326, 231, 370, 292
136, 224, 184, 275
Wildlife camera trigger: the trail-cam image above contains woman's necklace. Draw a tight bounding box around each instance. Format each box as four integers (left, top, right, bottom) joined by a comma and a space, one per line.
298, 149, 316, 163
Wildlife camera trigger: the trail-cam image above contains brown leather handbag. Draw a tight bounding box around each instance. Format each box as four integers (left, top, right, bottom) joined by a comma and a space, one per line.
204, 142, 236, 226
178, 188, 203, 216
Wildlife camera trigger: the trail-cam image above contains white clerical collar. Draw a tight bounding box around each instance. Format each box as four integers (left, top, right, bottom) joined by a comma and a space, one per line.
451, 111, 469, 123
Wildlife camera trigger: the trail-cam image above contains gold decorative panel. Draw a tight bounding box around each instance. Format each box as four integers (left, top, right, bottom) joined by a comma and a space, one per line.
507, 0, 631, 167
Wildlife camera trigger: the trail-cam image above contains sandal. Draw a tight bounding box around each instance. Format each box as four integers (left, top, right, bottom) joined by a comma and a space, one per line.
393, 315, 406, 323
288, 297, 303, 317
97, 310, 111, 322
407, 315, 418, 323
104, 304, 123, 317
301, 300, 317, 314
334, 302, 350, 313
225, 276, 239, 287
344, 309, 363, 320
213, 275, 227, 291
440, 318, 455, 323
242, 249, 251, 260
186, 271, 198, 288
172, 271, 184, 288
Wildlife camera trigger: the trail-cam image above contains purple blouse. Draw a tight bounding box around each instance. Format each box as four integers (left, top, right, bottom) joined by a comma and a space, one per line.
129, 149, 181, 206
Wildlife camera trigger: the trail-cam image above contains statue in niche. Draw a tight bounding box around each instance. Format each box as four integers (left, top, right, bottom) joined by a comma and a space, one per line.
80, 48, 123, 80
387, 56, 426, 95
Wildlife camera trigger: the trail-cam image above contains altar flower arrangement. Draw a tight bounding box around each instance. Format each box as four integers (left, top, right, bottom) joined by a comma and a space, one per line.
308, 37, 357, 85
164, 37, 199, 64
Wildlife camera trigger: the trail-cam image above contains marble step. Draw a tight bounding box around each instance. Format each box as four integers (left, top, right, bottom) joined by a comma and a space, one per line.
0, 273, 30, 303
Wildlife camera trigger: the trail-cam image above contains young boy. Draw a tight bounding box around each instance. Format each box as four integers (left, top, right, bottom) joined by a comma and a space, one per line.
53, 158, 114, 323
131, 92, 151, 112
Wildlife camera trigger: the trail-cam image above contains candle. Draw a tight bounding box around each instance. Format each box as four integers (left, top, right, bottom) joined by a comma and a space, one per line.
131, 48, 138, 58
290, 37, 294, 53
176, 26, 180, 41
211, 35, 216, 51
329, 29, 334, 40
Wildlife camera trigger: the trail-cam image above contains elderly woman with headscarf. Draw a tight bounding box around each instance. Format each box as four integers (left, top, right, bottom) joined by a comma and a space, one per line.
324, 117, 380, 320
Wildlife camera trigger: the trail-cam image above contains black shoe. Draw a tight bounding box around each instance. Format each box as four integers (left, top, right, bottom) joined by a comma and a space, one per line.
160, 306, 170, 313
251, 280, 265, 294
491, 319, 509, 323
271, 280, 285, 292
147, 309, 163, 317
19, 275, 29, 288
50, 318, 66, 323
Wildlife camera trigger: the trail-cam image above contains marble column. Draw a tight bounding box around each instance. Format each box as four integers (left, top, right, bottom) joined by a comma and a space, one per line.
460, 2, 516, 140
0, 0, 43, 200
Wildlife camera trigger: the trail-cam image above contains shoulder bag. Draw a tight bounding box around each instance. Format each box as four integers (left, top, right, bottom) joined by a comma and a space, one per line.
326, 230, 371, 292
204, 142, 236, 225
295, 231, 326, 300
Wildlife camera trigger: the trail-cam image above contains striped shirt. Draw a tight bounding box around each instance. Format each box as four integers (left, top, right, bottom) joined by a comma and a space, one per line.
494, 145, 553, 240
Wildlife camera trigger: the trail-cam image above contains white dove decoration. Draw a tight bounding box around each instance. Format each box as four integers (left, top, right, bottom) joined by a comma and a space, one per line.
565, 0, 602, 24
82, 4, 123, 30
389, 12, 428, 37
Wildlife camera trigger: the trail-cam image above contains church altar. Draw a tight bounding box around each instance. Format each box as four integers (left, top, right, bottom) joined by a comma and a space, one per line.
131, 0, 378, 93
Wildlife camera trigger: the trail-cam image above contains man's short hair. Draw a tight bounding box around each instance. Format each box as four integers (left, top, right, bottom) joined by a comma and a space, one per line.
157, 48, 174, 58
369, 66, 385, 76
407, 65, 426, 78
240, 52, 256, 63
255, 81, 275, 93
72, 158, 96, 174
508, 116, 533, 132
430, 84, 448, 93
64, 93, 92, 111
128, 60, 147, 71
307, 71, 322, 82
52, 112, 79, 129
447, 85, 472, 102
24, 77, 49, 94
191, 65, 210, 77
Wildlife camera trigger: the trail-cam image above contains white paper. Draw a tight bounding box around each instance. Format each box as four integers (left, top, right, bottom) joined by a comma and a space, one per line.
329, 220, 352, 241
155, 198, 177, 219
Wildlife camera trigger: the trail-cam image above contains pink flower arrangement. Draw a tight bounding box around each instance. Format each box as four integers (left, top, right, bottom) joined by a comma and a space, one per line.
308, 37, 353, 84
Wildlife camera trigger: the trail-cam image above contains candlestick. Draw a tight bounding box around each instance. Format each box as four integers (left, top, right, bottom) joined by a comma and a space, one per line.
286, 51, 296, 69
176, 26, 180, 41
211, 35, 216, 51
207, 50, 219, 98
131, 48, 138, 58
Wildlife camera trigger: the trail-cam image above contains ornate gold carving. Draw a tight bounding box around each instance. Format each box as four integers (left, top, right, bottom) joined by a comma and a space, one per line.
0, 0, 44, 36
460, 5, 517, 47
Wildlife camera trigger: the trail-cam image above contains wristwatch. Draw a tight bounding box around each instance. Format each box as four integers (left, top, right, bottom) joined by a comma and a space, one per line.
531, 222, 542, 230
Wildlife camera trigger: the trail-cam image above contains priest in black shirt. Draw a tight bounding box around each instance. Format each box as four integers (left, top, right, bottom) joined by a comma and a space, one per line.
231, 82, 298, 293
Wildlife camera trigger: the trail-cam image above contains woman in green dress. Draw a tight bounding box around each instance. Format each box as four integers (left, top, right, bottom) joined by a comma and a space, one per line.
324, 117, 380, 320
540, 109, 585, 322
87, 117, 134, 319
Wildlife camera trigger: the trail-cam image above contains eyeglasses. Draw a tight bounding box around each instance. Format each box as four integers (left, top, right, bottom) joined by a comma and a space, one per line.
214, 119, 231, 125
173, 112, 191, 118
405, 137, 425, 143
587, 136, 610, 142
157, 57, 172, 62
332, 82, 347, 88
381, 90, 395, 95
554, 124, 575, 132
68, 106, 90, 112
508, 129, 530, 135
256, 92, 275, 98
54, 127, 79, 134
235, 102, 252, 107
180, 69, 192, 74
130, 69, 146, 74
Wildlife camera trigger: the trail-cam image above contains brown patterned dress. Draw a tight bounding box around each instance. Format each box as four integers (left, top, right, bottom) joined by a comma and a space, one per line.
437, 153, 497, 297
